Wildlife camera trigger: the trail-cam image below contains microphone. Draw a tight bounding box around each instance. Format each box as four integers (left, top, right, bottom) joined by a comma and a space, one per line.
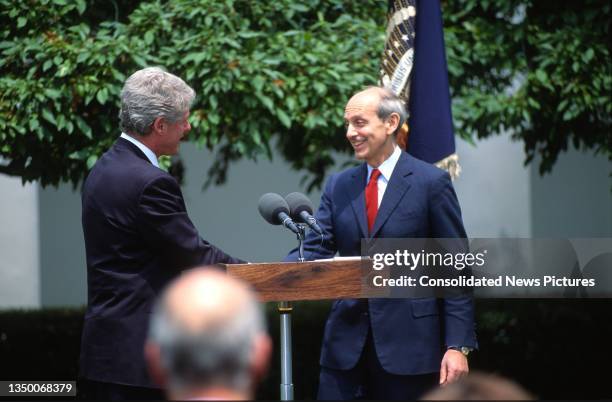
285, 192, 323, 235
258, 193, 300, 235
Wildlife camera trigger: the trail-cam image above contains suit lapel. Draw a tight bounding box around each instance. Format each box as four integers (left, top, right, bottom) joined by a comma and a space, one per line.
345, 164, 369, 239
370, 152, 414, 238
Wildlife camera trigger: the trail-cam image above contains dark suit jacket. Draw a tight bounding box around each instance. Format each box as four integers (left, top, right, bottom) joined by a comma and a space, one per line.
80, 137, 242, 387
286, 151, 477, 375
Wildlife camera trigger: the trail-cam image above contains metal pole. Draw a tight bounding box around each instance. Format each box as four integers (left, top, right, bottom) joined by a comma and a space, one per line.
279, 301, 294, 401
278, 225, 306, 401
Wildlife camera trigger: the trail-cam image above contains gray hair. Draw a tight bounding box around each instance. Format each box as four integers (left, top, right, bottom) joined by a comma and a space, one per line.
363, 86, 408, 135
119, 67, 195, 136
148, 289, 266, 393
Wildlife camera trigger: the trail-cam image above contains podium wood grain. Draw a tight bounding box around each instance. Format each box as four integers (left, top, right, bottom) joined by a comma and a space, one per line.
224, 260, 368, 302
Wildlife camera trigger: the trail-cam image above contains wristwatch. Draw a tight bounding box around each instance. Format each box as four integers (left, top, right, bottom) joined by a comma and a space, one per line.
448, 346, 472, 356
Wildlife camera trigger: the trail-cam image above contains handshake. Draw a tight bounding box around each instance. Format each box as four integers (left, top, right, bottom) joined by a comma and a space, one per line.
258, 192, 323, 236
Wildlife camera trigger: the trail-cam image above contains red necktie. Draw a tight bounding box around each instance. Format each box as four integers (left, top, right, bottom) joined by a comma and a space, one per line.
365, 169, 381, 234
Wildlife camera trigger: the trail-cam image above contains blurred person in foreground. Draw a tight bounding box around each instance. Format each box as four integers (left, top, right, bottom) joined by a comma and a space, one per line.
145, 268, 271, 401
80, 67, 244, 400
421, 371, 534, 400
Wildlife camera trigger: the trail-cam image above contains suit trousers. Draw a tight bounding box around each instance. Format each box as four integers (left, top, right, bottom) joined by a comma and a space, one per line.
317, 320, 439, 400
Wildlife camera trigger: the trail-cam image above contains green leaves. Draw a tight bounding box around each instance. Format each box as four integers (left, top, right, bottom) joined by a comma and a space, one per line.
276, 108, 292, 128
75, 116, 92, 139
41, 108, 57, 126
444, 0, 611, 174
0, 0, 134, 186
120, 0, 384, 189
4, 0, 607, 189
0, 0, 386, 189
95, 88, 109, 105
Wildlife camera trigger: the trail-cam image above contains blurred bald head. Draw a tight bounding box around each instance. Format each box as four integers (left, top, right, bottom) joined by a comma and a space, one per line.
421, 372, 535, 400
164, 269, 254, 333
146, 268, 270, 400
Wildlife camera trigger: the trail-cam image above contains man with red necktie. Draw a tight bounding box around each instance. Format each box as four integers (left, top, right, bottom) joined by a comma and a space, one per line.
285, 86, 476, 400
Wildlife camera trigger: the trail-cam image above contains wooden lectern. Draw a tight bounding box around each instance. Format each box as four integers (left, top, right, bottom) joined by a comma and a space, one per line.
224, 259, 369, 302
222, 259, 371, 400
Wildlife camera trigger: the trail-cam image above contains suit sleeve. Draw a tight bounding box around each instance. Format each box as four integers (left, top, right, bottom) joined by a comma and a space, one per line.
429, 172, 478, 349
137, 174, 244, 269
285, 175, 338, 262
429, 172, 467, 238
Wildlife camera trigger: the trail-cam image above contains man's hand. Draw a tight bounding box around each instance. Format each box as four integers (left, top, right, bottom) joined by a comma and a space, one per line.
439, 349, 469, 385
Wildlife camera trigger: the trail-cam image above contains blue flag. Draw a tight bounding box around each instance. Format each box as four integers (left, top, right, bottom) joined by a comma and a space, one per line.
380, 0, 460, 177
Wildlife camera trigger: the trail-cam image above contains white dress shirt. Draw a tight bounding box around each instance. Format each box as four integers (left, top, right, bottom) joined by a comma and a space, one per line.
120, 132, 159, 167
366, 145, 402, 207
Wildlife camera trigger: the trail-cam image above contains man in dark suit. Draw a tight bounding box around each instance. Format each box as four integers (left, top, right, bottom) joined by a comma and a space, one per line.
286, 87, 477, 400
79, 67, 244, 400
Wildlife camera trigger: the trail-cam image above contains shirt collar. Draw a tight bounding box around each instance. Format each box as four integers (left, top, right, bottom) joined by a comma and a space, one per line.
120, 132, 159, 167
367, 145, 401, 182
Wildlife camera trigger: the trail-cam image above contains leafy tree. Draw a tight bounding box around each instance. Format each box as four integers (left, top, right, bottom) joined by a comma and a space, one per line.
0, 0, 385, 189
1, 0, 609, 189
443, 0, 611, 173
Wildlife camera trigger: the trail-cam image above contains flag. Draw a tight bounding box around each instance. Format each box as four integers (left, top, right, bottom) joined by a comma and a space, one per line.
379, 0, 461, 178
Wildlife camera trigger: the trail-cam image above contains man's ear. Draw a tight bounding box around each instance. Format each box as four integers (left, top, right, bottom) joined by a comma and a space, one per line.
385, 113, 400, 135
144, 341, 167, 388
152, 117, 165, 134
250, 334, 272, 386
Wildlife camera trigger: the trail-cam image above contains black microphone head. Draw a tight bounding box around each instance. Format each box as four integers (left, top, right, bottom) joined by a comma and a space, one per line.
285, 192, 314, 220
258, 193, 290, 225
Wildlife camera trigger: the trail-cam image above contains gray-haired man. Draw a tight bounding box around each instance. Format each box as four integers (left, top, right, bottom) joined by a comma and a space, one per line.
79, 67, 244, 400
145, 268, 271, 400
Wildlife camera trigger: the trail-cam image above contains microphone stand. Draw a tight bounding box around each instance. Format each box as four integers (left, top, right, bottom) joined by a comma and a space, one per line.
297, 224, 306, 262
279, 224, 306, 401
